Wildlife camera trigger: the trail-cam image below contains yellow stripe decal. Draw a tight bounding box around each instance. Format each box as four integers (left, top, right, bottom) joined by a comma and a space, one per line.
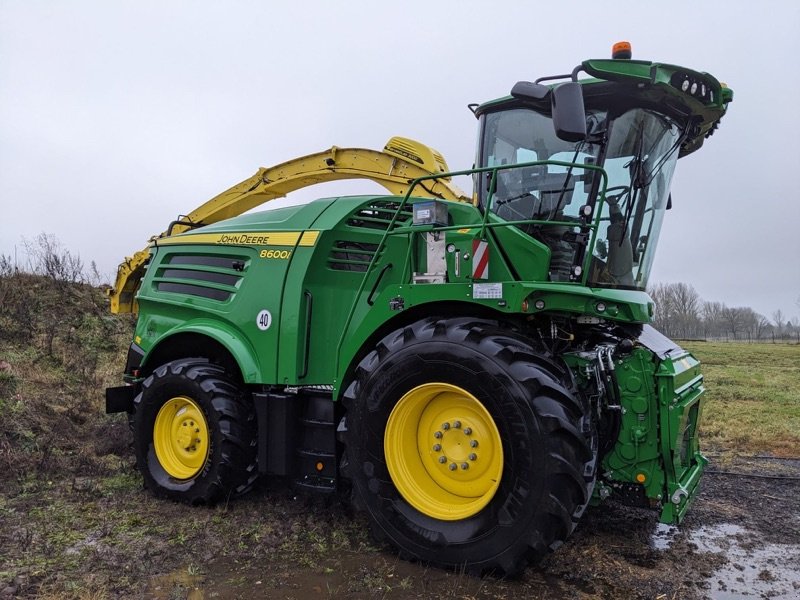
298, 231, 320, 246
156, 231, 320, 248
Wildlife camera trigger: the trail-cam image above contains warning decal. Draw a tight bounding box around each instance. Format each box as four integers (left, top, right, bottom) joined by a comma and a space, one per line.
472, 239, 489, 279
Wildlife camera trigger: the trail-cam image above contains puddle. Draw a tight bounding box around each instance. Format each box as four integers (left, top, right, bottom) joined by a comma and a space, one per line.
651, 522, 678, 550
653, 522, 800, 598
149, 569, 205, 600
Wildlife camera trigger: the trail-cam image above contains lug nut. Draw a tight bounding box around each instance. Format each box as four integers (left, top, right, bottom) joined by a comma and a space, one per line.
461, 463, 469, 470
434, 431, 443, 439
439, 456, 447, 464
470, 440, 479, 448
463, 427, 472, 435
442, 422, 450, 430
433, 444, 442, 452
453, 421, 461, 429
469, 453, 477, 461
449, 463, 457, 471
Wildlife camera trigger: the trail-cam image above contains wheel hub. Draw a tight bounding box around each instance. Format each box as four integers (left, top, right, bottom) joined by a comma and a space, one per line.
384, 383, 503, 521
432, 421, 479, 472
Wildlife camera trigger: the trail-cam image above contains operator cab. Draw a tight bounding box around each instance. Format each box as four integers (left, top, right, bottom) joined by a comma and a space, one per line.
473, 49, 731, 291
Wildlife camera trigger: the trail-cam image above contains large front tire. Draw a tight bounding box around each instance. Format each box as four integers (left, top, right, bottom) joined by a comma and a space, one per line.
133, 359, 257, 504
343, 318, 596, 576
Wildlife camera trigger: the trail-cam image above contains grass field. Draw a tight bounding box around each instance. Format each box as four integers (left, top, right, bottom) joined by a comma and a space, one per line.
684, 341, 800, 457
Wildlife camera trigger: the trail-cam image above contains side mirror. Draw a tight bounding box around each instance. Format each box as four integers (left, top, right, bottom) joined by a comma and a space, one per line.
551, 82, 587, 142
510, 81, 550, 101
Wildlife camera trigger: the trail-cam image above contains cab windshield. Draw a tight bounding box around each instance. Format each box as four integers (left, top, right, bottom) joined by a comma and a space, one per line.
477, 106, 682, 290
588, 108, 681, 290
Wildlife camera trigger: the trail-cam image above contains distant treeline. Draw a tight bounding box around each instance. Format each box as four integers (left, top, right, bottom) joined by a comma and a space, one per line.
649, 282, 800, 342
2, 235, 798, 342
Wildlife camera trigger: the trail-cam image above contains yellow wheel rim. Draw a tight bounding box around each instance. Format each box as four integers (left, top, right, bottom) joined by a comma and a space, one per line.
384, 383, 503, 521
153, 396, 210, 480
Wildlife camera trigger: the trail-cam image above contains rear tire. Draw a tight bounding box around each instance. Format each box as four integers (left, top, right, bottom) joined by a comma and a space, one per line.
133, 358, 257, 504
342, 317, 596, 576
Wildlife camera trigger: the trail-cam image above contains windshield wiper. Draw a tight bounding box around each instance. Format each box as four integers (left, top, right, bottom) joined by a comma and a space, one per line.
618, 130, 646, 246
551, 141, 586, 219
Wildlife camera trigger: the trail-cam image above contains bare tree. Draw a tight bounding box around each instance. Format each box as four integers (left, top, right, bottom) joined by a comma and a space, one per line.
22, 233, 85, 284
772, 309, 785, 335
720, 306, 746, 339
649, 283, 674, 334
753, 313, 771, 339
670, 282, 701, 338
702, 300, 725, 338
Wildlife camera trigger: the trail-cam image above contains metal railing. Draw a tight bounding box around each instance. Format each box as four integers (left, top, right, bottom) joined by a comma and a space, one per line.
334, 160, 610, 375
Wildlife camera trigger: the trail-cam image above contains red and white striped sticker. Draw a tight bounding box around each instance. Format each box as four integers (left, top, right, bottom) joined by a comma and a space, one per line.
472, 239, 489, 279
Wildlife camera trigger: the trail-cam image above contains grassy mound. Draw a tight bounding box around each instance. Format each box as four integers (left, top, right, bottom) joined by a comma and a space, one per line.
0, 273, 134, 492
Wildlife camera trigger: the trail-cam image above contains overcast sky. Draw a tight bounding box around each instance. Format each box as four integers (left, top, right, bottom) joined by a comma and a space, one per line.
1, 1, 799, 320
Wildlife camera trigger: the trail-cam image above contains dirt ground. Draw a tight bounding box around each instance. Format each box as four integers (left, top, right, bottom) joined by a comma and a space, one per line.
2, 454, 798, 600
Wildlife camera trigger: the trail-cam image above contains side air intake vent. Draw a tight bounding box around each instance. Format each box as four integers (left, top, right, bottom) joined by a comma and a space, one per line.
346, 200, 412, 231
328, 241, 379, 272
153, 253, 246, 302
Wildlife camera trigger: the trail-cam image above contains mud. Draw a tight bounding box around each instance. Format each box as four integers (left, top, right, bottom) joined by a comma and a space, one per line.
145, 458, 800, 599
2, 456, 798, 599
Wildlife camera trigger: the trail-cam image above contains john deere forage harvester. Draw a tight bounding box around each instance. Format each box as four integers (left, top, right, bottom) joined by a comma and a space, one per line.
107, 43, 732, 575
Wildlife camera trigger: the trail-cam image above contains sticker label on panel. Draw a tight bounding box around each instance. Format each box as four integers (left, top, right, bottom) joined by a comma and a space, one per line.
256, 309, 273, 331
472, 283, 503, 299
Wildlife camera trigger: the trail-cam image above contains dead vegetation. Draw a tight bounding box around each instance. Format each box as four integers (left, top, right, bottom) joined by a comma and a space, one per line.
0, 272, 133, 490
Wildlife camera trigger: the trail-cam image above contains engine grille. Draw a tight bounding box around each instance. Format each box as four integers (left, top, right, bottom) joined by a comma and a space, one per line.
345, 200, 412, 231
152, 253, 246, 302
327, 241, 379, 272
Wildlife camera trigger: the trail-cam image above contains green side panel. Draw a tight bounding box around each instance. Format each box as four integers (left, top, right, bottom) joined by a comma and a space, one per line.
488, 218, 550, 282
590, 343, 706, 524
134, 198, 338, 384
278, 196, 419, 384
655, 350, 707, 523
134, 243, 286, 383
600, 348, 666, 500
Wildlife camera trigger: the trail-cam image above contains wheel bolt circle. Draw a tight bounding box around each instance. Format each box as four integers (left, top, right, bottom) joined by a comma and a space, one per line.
442, 423, 450, 431
438, 456, 447, 464
449, 463, 457, 471
453, 420, 461, 429
461, 463, 469, 470
463, 427, 472, 435
433, 444, 441, 452
434, 431, 443, 439
470, 440, 479, 448
469, 453, 477, 461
